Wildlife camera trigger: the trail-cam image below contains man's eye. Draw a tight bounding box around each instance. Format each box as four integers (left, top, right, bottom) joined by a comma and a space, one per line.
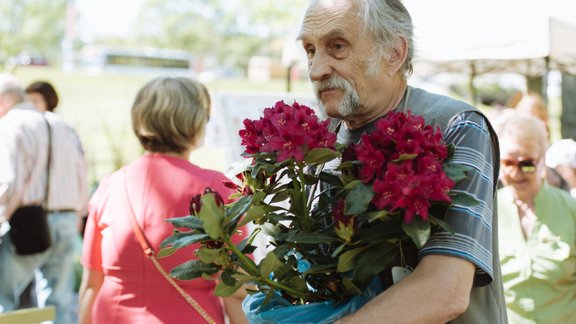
333, 42, 345, 50
305, 46, 316, 57
329, 40, 349, 58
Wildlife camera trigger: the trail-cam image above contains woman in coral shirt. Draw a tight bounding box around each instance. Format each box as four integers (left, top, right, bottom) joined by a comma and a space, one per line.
79, 77, 248, 324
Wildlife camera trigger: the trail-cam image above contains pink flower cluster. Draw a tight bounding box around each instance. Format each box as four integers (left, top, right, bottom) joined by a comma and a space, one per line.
348, 111, 455, 223
239, 101, 337, 163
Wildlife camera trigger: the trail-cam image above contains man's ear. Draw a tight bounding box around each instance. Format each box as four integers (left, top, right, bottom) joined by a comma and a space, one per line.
387, 37, 408, 76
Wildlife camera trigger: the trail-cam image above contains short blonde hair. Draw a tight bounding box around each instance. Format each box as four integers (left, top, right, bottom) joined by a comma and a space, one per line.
131, 77, 210, 154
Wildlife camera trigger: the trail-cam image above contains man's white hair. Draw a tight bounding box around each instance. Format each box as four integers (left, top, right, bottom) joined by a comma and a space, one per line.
0, 74, 24, 100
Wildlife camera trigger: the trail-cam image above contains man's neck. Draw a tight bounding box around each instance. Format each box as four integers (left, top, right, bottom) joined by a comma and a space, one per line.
343, 79, 407, 130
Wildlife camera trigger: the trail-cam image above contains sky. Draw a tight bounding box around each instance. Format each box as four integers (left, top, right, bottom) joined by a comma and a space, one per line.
76, 0, 142, 40
77, 0, 576, 40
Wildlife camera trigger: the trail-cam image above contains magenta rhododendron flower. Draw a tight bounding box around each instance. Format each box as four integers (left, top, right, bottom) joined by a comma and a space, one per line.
239, 100, 337, 163
351, 111, 455, 223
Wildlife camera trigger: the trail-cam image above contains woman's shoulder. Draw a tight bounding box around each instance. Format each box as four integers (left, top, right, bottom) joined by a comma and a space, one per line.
542, 183, 576, 215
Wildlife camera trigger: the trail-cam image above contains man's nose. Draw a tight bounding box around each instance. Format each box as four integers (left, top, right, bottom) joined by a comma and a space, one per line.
308, 53, 332, 82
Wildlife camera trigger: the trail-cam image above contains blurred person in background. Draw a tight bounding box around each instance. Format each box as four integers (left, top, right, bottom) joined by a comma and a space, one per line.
20, 80, 89, 310
494, 112, 576, 323
546, 139, 576, 197
513, 91, 549, 136
79, 77, 248, 324
0, 74, 89, 323
26, 81, 59, 112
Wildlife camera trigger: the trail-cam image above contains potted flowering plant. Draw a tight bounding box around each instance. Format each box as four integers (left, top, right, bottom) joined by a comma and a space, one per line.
159, 101, 475, 323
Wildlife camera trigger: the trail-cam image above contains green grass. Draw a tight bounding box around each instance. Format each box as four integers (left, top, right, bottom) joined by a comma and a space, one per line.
9, 66, 314, 186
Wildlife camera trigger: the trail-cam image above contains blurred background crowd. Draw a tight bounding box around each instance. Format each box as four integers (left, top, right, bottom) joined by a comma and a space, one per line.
1, 0, 576, 323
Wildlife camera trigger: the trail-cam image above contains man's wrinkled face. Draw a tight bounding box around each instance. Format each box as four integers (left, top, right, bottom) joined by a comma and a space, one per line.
298, 0, 382, 119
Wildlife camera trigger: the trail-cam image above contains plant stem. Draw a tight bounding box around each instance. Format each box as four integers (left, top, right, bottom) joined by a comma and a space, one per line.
306, 164, 323, 213
224, 236, 307, 298
224, 236, 259, 276
296, 164, 312, 231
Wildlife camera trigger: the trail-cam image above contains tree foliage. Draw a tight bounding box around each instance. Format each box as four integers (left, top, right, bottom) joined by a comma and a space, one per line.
0, 0, 67, 65
132, 0, 307, 69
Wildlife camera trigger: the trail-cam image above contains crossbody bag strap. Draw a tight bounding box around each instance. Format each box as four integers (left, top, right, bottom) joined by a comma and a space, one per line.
42, 114, 51, 209
120, 170, 216, 324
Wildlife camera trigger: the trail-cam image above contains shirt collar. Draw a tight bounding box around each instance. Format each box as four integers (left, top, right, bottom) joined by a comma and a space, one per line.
12, 101, 38, 112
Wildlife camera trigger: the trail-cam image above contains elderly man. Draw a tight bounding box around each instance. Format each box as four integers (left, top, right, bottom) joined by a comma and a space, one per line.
298, 0, 506, 323
0, 74, 89, 323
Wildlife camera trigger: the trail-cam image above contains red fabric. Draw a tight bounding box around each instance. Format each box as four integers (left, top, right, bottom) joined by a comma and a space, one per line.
82, 153, 244, 323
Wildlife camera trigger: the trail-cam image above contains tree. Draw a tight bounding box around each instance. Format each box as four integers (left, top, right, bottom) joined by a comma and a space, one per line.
0, 0, 67, 66
131, 0, 307, 70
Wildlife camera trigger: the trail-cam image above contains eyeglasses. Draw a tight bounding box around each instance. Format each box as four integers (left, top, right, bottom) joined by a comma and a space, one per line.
500, 158, 538, 173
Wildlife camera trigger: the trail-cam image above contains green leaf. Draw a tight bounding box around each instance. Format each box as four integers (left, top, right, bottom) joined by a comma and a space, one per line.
270, 189, 291, 204
337, 160, 360, 172
345, 183, 374, 214
402, 218, 431, 248
392, 153, 417, 162
288, 187, 304, 217
337, 246, 368, 272
444, 163, 470, 183
305, 264, 336, 274
304, 147, 339, 165
341, 277, 361, 295
157, 246, 177, 259
430, 216, 455, 235
302, 173, 318, 185
450, 191, 481, 207
160, 232, 210, 249
197, 247, 230, 265
285, 232, 339, 244
239, 205, 265, 226
259, 252, 284, 278
343, 180, 362, 190
354, 220, 405, 244
284, 275, 308, 293
198, 194, 225, 239
214, 281, 242, 297
165, 215, 204, 229
317, 171, 343, 187
252, 191, 267, 204
353, 242, 398, 285
170, 260, 220, 280
367, 210, 389, 222
233, 273, 258, 284
221, 267, 237, 286
226, 195, 253, 223
201, 273, 217, 281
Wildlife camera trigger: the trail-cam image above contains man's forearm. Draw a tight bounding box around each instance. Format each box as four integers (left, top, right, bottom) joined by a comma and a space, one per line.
337, 255, 475, 323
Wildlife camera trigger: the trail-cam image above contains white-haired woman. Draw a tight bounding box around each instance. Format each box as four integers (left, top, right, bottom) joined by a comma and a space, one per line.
495, 112, 576, 323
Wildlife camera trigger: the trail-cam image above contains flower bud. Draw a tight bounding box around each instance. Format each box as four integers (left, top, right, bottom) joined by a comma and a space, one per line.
204, 187, 224, 207
222, 180, 239, 191
189, 193, 202, 215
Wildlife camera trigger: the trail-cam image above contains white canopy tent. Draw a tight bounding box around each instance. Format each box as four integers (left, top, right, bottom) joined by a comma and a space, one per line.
404, 0, 576, 80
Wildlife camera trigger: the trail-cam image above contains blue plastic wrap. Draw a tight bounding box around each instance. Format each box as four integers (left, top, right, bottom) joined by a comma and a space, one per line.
242, 278, 383, 324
